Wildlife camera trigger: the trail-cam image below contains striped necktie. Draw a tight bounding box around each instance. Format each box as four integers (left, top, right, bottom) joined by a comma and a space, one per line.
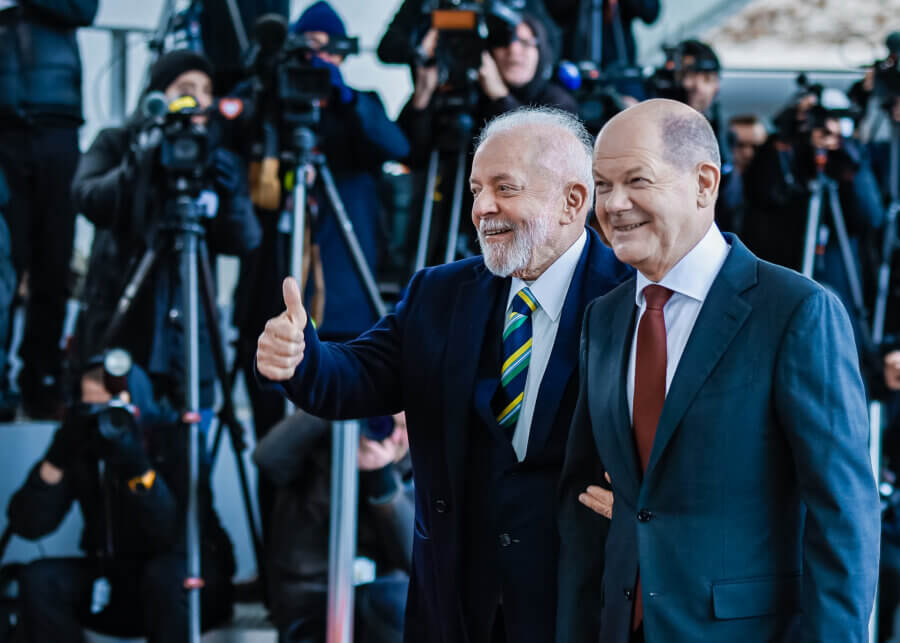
496, 287, 538, 429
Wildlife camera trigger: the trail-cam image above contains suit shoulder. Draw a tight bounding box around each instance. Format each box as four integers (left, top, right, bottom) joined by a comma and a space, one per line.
404, 256, 484, 297
585, 275, 636, 321
755, 259, 826, 303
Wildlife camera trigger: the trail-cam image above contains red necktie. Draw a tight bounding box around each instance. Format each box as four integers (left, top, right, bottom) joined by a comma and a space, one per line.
631, 284, 673, 631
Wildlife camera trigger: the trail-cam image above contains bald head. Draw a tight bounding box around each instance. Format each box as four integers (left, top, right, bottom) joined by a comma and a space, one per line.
592, 99, 721, 281
475, 107, 595, 215
600, 99, 720, 174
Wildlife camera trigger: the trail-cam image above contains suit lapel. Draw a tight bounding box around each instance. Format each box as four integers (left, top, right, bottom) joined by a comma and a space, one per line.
643, 237, 758, 481
442, 263, 504, 505
601, 283, 642, 492
525, 239, 593, 458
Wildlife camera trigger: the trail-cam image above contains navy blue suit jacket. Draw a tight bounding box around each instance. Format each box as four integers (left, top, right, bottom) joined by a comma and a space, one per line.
558, 235, 880, 643
263, 229, 628, 642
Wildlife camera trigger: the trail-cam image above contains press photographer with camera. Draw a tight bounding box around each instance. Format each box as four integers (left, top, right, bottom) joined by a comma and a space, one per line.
234, 1, 409, 445
70, 49, 261, 419
741, 87, 884, 349
254, 411, 413, 643
6, 357, 235, 642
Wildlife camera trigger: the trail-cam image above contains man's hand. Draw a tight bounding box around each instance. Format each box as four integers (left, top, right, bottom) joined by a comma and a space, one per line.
256, 277, 308, 381
578, 472, 614, 519
478, 51, 509, 101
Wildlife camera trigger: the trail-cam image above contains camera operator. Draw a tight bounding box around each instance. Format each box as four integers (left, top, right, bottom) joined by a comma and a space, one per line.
70, 49, 261, 419
378, 0, 560, 70
233, 2, 409, 538
7, 360, 235, 642
254, 411, 413, 643
544, 0, 659, 68
742, 90, 884, 332
0, 0, 97, 418
400, 12, 576, 147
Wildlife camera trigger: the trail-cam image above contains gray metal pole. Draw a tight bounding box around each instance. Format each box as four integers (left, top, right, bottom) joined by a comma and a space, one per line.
327, 420, 360, 643
222, 0, 249, 54
180, 198, 202, 643
109, 30, 128, 124
415, 149, 440, 272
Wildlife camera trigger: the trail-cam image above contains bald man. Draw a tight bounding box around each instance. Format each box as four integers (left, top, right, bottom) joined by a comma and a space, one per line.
255, 107, 628, 643
557, 99, 880, 643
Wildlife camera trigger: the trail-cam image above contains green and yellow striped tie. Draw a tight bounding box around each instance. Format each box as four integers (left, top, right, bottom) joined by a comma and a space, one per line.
497, 287, 537, 428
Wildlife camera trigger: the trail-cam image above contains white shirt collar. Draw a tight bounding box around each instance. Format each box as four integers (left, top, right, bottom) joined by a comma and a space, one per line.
634, 224, 729, 307
509, 230, 587, 323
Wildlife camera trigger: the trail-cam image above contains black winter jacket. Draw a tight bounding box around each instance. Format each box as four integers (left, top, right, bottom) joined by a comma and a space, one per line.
71, 122, 261, 406
7, 405, 234, 566
0, 0, 98, 124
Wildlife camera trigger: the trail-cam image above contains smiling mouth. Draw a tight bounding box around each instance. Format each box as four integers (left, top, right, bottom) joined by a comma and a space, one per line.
615, 222, 648, 232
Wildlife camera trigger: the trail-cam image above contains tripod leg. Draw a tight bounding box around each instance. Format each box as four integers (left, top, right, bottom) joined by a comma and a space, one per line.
180, 229, 202, 643
874, 202, 900, 344
414, 148, 440, 272
826, 180, 867, 314
443, 147, 467, 265
196, 241, 264, 576
98, 246, 160, 350
801, 181, 824, 278
318, 162, 387, 318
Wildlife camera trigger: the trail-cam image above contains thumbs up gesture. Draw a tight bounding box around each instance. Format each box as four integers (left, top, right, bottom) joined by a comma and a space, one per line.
256, 277, 308, 381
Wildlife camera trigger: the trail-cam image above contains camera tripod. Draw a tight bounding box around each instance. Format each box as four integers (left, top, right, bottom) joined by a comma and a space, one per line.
800, 149, 872, 338
414, 113, 475, 271
97, 180, 262, 642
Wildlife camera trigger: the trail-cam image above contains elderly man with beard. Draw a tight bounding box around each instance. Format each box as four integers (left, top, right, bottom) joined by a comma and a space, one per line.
255, 106, 628, 643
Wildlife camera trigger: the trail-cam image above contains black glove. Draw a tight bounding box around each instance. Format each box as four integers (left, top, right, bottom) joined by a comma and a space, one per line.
107, 423, 151, 479
44, 411, 91, 470
210, 147, 243, 195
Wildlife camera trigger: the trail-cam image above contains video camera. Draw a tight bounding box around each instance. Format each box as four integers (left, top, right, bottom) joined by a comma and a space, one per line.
71, 349, 140, 448
421, 0, 522, 142
244, 13, 359, 129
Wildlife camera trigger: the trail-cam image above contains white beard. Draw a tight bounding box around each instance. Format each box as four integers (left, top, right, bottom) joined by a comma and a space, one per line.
477, 214, 552, 277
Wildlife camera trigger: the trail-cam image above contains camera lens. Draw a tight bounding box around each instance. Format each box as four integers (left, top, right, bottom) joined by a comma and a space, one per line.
173, 137, 199, 162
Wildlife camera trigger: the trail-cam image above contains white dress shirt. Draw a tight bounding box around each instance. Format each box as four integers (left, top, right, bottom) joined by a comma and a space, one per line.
626, 224, 730, 422
507, 230, 587, 461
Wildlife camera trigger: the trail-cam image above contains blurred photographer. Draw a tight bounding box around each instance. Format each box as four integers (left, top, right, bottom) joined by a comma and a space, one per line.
742, 88, 884, 333
0, 0, 97, 418
378, 0, 560, 70
6, 360, 235, 642
400, 11, 576, 155
233, 2, 409, 538
254, 411, 413, 643
70, 49, 261, 417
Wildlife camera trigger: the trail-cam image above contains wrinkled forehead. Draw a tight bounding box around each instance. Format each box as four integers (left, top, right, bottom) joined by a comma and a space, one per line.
593, 121, 663, 170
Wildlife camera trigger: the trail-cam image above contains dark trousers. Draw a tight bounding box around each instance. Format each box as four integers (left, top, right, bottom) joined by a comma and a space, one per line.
18, 554, 233, 643
0, 125, 79, 389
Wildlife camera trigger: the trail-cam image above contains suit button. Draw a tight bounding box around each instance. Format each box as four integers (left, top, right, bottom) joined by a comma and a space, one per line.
637, 509, 653, 522
499, 533, 512, 547
624, 589, 633, 600
434, 499, 448, 513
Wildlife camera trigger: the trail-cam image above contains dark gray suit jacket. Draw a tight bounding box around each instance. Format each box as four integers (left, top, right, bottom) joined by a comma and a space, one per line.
558, 235, 880, 643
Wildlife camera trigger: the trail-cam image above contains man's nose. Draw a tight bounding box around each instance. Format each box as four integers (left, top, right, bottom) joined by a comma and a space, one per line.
603, 185, 632, 214
472, 190, 498, 219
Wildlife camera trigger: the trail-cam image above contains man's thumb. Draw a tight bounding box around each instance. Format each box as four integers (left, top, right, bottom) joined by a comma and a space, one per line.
282, 277, 306, 327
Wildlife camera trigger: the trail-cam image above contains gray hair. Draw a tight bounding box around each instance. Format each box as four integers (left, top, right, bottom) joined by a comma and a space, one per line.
659, 112, 721, 172
474, 106, 595, 212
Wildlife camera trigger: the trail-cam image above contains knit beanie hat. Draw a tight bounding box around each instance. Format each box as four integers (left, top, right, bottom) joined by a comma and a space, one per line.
290, 1, 346, 38
147, 49, 215, 93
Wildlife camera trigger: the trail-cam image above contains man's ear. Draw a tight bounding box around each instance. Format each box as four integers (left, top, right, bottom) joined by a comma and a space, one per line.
563, 181, 590, 223
696, 161, 720, 208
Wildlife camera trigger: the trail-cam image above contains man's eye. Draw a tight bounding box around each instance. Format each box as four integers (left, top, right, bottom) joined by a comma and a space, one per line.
630, 177, 648, 184
498, 184, 513, 192
595, 182, 610, 192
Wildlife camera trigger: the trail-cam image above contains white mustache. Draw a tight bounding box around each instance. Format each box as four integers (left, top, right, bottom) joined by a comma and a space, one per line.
479, 219, 516, 234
